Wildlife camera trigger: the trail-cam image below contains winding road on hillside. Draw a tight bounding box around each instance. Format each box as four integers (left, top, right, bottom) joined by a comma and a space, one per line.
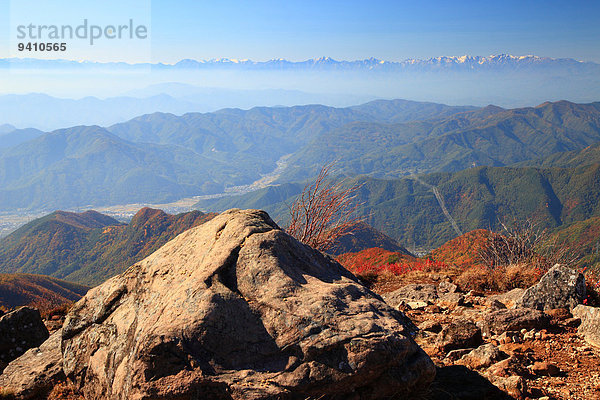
409, 175, 463, 236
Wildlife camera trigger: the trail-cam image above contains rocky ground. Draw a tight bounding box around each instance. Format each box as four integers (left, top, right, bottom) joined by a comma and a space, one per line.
372, 266, 600, 400
34, 265, 600, 400
0, 211, 598, 399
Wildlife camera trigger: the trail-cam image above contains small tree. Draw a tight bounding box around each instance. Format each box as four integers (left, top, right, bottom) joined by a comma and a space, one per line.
286, 163, 364, 251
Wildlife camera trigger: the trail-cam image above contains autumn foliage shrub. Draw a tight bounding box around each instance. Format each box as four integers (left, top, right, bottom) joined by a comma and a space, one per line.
350, 258, 448, 277
338, 233, 548, 293
337, 247, 452, 288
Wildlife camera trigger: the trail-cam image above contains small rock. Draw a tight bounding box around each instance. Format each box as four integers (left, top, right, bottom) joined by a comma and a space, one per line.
467, 290, 484, 297
445, 348, 473, 361
383, 283, 439, 308
489, 375, 527, 399
418, 320, 442, 333
487, 288, 525, 309
523, 329, 536, 341
436, 292, 466, 309
437, 319, 483, 352
563, 317, 581, 327
487, 357, 515, 377
541, 331, 553, 340
545, 307, 572, 321
406, 300, 429, 310
424, 304, 442, 313
497, 331, 520, 345
457, 343, 506, 369
487, 299, 508, 311
530, 361, 561, 376
438, 281, 458, 293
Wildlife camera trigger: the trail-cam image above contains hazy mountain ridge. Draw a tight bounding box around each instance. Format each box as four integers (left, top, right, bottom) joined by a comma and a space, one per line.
0, 127, 43, 148
4, 54, 598, 72
0, 89, 374, 131
0, 125, 251, 210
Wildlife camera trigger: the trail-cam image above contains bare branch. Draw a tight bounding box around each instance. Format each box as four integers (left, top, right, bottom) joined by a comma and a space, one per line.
286, 162, 364, 251
478, 218, 582, 271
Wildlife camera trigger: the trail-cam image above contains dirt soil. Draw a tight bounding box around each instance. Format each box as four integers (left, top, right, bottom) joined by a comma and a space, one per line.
372, 274, 600, 400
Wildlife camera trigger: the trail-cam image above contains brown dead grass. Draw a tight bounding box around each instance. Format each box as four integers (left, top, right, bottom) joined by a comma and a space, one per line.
365, 263, 543, 295
454, 264, 543, 293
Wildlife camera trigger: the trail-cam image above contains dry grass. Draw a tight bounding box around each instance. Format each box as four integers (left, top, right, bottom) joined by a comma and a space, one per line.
357, 261, 544, 295
455, 263, 543, 293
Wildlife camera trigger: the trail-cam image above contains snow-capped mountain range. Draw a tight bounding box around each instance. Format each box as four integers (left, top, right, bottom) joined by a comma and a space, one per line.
2, 54, 598, 72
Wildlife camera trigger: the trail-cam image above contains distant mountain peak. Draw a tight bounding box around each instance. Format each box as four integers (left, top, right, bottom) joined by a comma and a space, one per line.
51, 210, 121, 230
3, 54, 597, 71
130, 207, 169, 225
0, 124, 16, 134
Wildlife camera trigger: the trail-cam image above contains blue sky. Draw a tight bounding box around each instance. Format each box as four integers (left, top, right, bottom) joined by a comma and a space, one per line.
2, 0, 600, 63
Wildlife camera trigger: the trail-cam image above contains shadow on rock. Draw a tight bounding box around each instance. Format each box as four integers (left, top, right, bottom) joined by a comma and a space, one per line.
428, 365, 515, 400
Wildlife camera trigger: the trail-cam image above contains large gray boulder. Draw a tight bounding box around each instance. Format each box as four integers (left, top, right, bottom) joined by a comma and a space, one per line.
0, 307, 49, 370
480, 308, 551, 336
573, 305, 600, 348
61, 209, 435, 400
516, 265, 585, 311
383, 283, 439, 307
0, 330, 64, 399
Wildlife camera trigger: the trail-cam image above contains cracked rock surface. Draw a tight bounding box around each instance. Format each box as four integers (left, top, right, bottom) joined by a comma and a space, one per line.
61, 209, 435, 400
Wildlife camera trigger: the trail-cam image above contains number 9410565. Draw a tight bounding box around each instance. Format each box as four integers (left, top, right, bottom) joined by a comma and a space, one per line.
18, 42, 66, 51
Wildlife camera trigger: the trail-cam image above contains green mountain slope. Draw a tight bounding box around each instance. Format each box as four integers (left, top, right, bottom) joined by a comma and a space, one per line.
197, 163, 600, 250
107, 100, 475, 176
279, 101, 600, 181
328, 222, 412, 256
0, 99, 476, 212
0, 208, 215, 285
3, 99, 600, 213
514, 142, 600, 169
552, 216, 600, 271
0, 126, 248, 210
